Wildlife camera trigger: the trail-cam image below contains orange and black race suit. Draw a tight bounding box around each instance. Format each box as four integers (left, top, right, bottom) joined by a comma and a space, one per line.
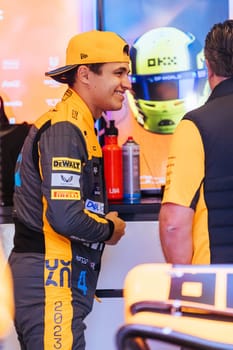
9, 88, 113, 350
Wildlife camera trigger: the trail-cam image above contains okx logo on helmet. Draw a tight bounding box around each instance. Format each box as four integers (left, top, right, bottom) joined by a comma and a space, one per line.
129, 27, 208, 134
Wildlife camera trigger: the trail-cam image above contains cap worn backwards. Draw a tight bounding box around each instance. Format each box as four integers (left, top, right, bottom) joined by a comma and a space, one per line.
45, 30, 130, 83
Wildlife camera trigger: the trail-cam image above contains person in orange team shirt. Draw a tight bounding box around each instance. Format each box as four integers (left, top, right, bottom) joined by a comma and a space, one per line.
159, 20, 233, 265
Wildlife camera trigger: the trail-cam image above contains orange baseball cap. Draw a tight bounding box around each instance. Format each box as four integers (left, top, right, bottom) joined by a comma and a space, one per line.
45, 30, 130, 83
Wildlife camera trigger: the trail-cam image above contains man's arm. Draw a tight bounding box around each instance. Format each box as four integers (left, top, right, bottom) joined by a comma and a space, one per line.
159, 202, 194, 264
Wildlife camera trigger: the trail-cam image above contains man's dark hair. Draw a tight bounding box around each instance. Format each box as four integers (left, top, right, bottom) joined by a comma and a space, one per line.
204, 20, 233, 77
65, 63, 104, 87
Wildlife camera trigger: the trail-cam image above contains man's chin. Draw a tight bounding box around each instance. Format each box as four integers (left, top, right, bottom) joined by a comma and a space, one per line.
110, 102, 123, 111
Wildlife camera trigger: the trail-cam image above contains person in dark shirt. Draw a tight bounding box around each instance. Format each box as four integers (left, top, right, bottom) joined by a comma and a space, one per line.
0, 96, 30, 256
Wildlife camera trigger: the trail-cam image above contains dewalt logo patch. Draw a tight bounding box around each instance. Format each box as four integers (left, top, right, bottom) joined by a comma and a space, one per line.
52, 157, 81, 172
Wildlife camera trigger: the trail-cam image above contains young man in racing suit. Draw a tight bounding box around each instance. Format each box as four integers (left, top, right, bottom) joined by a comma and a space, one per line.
9, 30, 131, 350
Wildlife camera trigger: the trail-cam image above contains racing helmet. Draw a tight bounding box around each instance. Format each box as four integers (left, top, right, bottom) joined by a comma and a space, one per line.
130, 27, 208, 134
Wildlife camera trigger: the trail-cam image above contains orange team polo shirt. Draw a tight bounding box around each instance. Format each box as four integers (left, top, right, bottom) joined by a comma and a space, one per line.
162, 119, 210, 264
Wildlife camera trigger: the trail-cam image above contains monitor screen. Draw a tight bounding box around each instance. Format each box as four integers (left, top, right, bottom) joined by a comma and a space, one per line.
0, 0, 95, 124
99, 0, 229, 192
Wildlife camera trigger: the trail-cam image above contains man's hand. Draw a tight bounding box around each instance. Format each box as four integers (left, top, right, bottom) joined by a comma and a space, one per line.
105, 211, 126, 245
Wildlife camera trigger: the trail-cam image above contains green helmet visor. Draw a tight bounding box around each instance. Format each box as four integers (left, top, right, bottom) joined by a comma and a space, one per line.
131, 69, 207, 101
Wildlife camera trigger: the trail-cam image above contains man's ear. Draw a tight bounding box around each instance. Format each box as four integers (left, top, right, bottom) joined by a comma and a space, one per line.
77, 65, 90, 84
205, 59, 213, 79
205, 59, 219, 90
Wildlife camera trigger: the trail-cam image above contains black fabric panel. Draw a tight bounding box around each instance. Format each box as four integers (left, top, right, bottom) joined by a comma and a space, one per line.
13, 218, 45, 253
